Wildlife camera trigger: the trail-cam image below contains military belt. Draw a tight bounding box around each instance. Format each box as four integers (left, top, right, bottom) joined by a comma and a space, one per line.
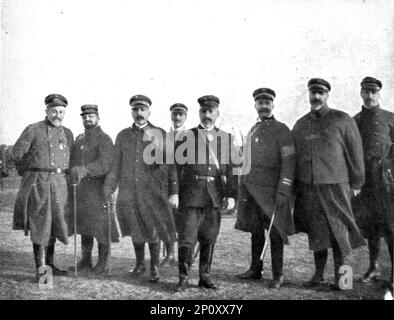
29, 168, 70, 175
194, 175, 216, 182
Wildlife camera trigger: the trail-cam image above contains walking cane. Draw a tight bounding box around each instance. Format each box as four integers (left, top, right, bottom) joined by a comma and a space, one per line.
72, 183, 78, 278
260, 205, 277, 261
107, 200, 112, 276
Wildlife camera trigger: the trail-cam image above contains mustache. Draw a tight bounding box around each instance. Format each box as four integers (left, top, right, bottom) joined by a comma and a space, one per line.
202, 118, 212, 122
311, 98, 322, 104
136, 116, 145, 120
258, 107, 271, 113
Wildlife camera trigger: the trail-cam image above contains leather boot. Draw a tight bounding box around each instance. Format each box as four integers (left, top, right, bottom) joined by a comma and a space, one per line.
386, 232, 393, 288
69, 235, 93, 272
304, 250, 328, 287
236, 231, 264, 280
332, 243, 345, 290
269, 233, 284, 289
198, 243, 218, 289
175, 246, 191, 292
33, 243, 45, 283
46, 239, 68, 276
129, 242, 146, 275
361, 237, 381, 283
149, 243, 160, 282
92, 242, 109, 274
159, 241, 176, 266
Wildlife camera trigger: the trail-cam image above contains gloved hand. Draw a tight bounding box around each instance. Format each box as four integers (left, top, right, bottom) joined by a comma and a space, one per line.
103, 186, 114, 202
70, 166, 88, 185
275, 193, 288, 209
168, 194, 179, 209
351, 189, 361, 198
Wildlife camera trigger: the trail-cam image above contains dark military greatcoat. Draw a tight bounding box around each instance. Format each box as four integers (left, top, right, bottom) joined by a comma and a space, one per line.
292, 106, 366, 255
353, 105, 394, 237
69, 125, 119, 244
104, 122, 177, 244
235, 116, 296, 243
12, 118, 74, 245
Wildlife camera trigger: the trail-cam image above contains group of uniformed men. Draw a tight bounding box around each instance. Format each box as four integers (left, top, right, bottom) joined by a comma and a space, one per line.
10, 76, 394, 293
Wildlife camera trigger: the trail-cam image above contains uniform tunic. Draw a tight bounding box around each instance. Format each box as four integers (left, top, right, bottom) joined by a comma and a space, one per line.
69, 125, 119, 244
292, 106, 365, 255
12, 118, 74, 245
353, 105, 394, 237
177, 125, 237, 247
235, 116, 296, 243
104, 122, 177, 244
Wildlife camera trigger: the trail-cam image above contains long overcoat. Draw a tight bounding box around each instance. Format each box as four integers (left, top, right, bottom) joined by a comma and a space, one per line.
12, 118, 74, 245
104, 122, 177, 244
235, 117, 296, 243
352, 105, 394, 237
69, 125, 119, 243
292, 106, 365, 254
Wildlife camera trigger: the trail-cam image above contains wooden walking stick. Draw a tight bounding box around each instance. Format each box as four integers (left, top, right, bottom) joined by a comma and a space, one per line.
260, 205, 277, 261
107, 200, 112, 276
72, 183, 78, 278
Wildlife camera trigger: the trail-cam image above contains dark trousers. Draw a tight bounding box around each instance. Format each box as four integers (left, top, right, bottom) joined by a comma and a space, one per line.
178, 205, 221, 279
178, 206, 221, 248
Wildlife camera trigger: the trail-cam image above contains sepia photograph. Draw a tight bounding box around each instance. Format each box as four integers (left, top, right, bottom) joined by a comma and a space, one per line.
1, 0, 394, 306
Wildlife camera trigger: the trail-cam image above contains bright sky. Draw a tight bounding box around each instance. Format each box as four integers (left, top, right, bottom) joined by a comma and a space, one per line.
1, 0, 393, 145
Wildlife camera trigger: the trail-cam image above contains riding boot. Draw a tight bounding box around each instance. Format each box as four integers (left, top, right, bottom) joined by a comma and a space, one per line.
149, 242, 160, 282
33, 243, 45, 283
92, 242, 109, 274
304, 249, 328, 287
385, 231, 393, 287
46, 239, 68, 276
269, 231, 284, 289
236, 231, 264, 280
69, 235, 93, 272
175, 246, 191, 292
361, 237, 381, 283
332, 243, 345, 290
198, 243, 218, 289
159, 241, 176, 266
129, 242, 146, 275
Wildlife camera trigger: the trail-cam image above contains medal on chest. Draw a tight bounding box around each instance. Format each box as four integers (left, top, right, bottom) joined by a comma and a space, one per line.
80, 144, 84, 150
59, 136, 66, 150
207, 133, 213, 142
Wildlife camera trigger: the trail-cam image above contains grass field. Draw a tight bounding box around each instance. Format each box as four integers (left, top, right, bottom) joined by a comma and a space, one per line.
0, 171, 392, 300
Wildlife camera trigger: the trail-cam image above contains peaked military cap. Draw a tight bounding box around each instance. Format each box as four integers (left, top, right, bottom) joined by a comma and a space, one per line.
308, 78, 331, 92
129, 95, 152, 108
45, 94, 68, 108
80, 104, 99, 116
360, 77, 382, 91
197, 95, 220, 108
170, 103, 188, 113
253, 88, 276, 101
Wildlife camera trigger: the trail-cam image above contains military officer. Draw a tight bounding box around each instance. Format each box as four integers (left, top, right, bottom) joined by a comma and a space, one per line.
292, 78, 366, 290
69, 104, 119, 274
353, 77, 394, 286
175, 95, 237, 292
12, 94, 74, 282
104, 95, 178, 282
160, 103, 188, 267
235, 88, 296, 289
